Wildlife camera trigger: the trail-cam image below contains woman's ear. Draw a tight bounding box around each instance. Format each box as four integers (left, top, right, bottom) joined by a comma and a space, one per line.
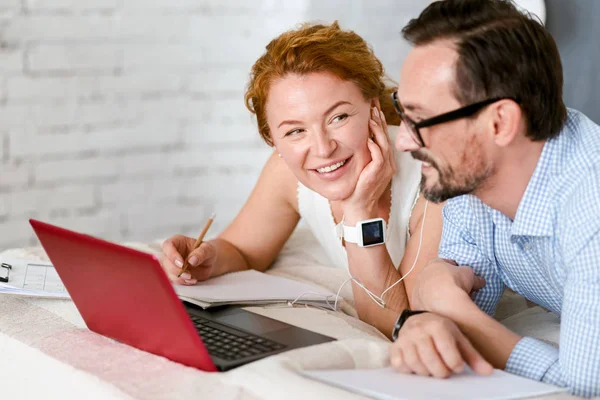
369, 98, 381, 140
369, 97, 381, 140
371, 98, 381, 111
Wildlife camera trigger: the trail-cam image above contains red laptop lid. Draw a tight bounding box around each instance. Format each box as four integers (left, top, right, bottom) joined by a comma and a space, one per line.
29, 219, 217, 372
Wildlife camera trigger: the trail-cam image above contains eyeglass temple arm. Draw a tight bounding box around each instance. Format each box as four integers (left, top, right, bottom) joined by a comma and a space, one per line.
414, 98, 515, 129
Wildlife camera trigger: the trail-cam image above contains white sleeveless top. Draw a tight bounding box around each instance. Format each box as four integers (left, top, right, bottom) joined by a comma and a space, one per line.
297, 126, 422, 270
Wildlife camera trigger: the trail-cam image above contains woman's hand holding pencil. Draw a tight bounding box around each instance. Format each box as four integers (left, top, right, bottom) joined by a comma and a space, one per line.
160, 214, 217, 285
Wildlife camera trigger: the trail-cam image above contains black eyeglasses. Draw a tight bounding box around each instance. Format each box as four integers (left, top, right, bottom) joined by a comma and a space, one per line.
391, 91, 517, 147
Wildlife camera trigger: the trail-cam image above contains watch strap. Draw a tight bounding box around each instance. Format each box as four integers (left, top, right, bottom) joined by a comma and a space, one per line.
342, 223, 359, 243
391, 309, 427, 341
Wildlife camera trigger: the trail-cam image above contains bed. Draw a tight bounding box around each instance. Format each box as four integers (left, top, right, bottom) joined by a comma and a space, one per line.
0, 227, 577, 399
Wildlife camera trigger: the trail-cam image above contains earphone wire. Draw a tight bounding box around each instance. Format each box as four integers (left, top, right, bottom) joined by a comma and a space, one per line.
380, 199, 428, 299
288, 200, 429, 312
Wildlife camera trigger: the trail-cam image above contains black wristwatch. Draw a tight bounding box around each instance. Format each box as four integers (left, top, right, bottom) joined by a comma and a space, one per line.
391, 309, 427, 341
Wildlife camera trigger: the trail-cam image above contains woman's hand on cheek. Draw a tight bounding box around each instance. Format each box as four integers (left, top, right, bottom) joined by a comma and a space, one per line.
342, 107, 396, 224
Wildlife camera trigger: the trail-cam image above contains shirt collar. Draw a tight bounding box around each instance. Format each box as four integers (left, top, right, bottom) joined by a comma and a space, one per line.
510, 137, 558, 237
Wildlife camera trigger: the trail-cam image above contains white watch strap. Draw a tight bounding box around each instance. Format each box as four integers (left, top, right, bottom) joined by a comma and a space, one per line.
342, 224, 359, 243
335, 221, 344, 241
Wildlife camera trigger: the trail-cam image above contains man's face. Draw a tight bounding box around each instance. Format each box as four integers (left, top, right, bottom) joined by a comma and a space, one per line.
395, 41, 493, 203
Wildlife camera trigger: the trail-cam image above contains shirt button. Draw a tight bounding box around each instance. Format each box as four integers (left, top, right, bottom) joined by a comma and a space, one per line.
523, 243, 531, 250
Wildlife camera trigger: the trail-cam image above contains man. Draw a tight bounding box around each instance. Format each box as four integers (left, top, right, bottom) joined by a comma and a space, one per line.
389, 0, 600, 397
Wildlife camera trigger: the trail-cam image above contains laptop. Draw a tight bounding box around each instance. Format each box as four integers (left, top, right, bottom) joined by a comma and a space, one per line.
29, 219, 335, 371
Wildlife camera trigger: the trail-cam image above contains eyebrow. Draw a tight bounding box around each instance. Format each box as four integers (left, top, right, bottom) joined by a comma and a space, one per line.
402, 103, 426, 113
277, 100, 352, 129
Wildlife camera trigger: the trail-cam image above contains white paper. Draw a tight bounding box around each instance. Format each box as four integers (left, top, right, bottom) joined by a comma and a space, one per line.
0, 257, 70, 299
174, 269, 336, 309
301, 367, 567, 400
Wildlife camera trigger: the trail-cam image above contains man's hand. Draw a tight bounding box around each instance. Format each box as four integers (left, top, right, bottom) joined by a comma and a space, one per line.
390, 312, 493, 378
411, 258, 486, 313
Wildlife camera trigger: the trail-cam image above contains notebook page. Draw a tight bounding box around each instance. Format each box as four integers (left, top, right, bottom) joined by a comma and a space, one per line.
173, 269, 334, 305
302, 367, 567, 400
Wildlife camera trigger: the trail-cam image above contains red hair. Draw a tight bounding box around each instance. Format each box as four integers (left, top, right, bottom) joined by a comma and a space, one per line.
245, 21, 400, 146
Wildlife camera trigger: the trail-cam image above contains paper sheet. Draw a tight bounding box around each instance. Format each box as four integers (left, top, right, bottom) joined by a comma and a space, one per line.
301, 367, 567, 400
174, 269, 336, 309
0, 258, 69, 299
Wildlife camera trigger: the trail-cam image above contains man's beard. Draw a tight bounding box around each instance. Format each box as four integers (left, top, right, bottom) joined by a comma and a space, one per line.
411, 149, 490, 204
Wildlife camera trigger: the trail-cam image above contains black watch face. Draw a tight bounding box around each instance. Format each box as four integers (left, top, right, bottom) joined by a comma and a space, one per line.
361, 220, 384, 246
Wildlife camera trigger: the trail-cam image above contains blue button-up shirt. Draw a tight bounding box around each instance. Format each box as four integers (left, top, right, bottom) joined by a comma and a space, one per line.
438, 109, 600, 397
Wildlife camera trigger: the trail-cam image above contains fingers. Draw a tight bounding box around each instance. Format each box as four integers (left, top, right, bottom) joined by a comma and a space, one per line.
416, 337, 452, 378
390, 314, 488, 379
454, 265, 486, 293
161, 235, 198, 285
366, 113, 392, 181
370, 108, 392, 162
473, 275, 486, 291
186, 242, 217, 281
393, 336, 456, 378
401, 343, 430, 376
455, 266, 476, 292
160, 252, 197, 285
390, 346, 412, 374
376, 108, 397, 174
390, 345, 412, 374
432, 329, 466, 374
366, 136, 384, 172
378, 108, 390, 136
161, 237, 184, 268
457, 332, 493, 375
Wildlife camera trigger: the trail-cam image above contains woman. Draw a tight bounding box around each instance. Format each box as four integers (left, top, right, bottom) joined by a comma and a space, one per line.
160, 22, 443, 337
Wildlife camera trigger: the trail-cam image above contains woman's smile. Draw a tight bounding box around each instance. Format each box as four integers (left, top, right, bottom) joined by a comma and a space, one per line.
310, 156, 352, 181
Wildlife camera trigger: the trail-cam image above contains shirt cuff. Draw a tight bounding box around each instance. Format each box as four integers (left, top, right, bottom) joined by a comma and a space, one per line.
505, 337, 561, 383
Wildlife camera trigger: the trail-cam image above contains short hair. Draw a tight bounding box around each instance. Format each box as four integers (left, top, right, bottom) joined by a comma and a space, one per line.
402, 0, 567, 141
245, 21, 399, 146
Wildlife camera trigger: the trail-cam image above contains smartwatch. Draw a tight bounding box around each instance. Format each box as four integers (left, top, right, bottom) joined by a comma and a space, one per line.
342, 218, 386, 247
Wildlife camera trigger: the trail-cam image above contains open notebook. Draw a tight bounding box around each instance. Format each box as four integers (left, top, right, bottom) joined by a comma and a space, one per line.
301, 367, 567, 400
0, 257, 336, 310
174, 269, 336, 309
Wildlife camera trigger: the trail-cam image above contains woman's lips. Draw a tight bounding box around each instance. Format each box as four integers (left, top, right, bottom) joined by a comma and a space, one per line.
311, 156, 352, 181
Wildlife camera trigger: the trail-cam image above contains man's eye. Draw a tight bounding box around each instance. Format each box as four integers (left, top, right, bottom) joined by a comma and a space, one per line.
405, 114, 422, 124
332, 113, 349, 123
285, 129, 304, 137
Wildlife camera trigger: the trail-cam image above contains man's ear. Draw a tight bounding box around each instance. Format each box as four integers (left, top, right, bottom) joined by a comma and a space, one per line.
491, 99, 522, 148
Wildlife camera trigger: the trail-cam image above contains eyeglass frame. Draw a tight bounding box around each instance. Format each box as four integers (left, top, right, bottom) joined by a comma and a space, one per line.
391, 91, 519, 147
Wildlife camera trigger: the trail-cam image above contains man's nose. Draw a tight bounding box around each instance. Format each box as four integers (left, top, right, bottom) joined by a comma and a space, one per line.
395, 123, 421, 152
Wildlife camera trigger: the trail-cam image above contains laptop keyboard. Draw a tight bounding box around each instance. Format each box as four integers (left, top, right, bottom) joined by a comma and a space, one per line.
189, 314, 287, 362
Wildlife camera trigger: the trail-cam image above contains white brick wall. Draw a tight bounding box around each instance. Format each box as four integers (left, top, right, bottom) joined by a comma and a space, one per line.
0, 0, 431, 251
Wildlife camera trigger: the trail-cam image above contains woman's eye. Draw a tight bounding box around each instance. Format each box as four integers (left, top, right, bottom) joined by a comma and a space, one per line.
332, 113, 349, 123
284, 129, 304, 137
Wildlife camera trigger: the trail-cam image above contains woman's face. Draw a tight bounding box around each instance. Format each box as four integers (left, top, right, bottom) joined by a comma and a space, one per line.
265, 72, 374, 201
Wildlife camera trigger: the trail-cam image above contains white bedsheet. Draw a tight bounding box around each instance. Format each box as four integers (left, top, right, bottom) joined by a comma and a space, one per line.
0, 228, 578, 399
